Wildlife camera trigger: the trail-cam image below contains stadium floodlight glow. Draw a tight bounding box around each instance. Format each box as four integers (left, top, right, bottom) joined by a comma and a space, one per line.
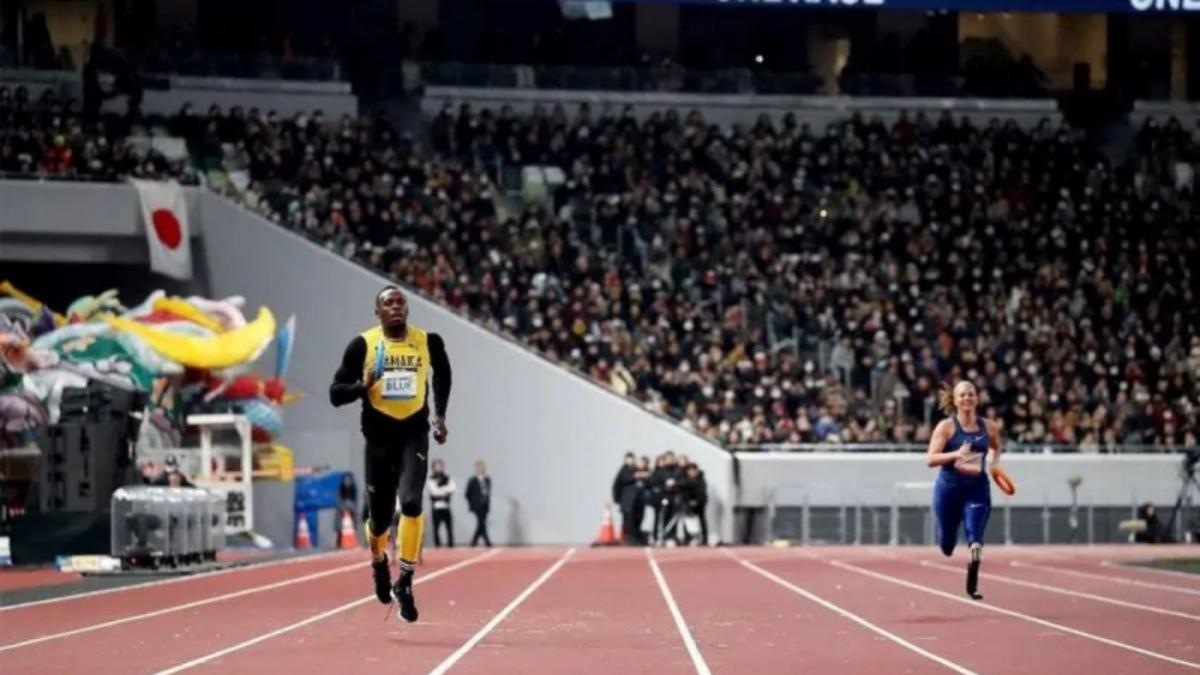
1131, 0, 1200, 10
690, 0, 1200, 11
717, 0, 885, 4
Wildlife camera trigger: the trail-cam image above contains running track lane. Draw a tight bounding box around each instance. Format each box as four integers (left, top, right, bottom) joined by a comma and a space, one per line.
0, 550, 362, 647
883, 547, 1200, 662
999, 560, 1200, 616
655, 548, 965, 674
1103, 562, 1200, 587
1023, 558, 1200, 595
748, 548, 1184, 675
0, 549, 480, 675
448, 548, 696, 675
177, 548, 566, 674
823, 552, 1200, 673
915, 558, 1200, 662
0, 569, 81, 592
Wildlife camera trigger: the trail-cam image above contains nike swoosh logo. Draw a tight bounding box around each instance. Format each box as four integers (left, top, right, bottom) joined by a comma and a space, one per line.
417, 453, 426, 461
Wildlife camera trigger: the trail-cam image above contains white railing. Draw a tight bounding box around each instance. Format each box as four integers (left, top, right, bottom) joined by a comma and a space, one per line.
732, 443, 1198, 455
760, 480, 1192, 546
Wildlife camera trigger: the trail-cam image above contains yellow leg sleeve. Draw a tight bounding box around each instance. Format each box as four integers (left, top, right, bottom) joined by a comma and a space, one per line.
398, 514, 425, 567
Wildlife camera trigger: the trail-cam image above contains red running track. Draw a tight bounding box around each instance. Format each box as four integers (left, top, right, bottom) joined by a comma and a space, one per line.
751, 548, 1196, 675
450, 549, 695, 675
0, 549, 365, 648
0, 568, 80, 591
654, 547, 955, 674
0, 545, 1197, 674
876, 547, 1200, 665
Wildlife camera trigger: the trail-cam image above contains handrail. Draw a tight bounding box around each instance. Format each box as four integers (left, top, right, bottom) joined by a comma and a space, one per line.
731, 442, 1198, 454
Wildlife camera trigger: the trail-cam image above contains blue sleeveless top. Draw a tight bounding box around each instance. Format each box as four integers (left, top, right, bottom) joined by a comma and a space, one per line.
940, 414, 989, 480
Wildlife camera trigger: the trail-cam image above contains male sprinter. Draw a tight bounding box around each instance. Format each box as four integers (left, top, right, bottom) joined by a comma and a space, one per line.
330, 285, 451, 621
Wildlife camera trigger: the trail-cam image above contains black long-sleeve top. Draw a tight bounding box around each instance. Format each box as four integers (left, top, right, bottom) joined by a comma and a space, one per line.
329, 331, 452, 441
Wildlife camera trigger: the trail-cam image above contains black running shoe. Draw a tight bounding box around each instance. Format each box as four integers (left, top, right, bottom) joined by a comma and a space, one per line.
372, 556, 392, 605
393, 570, 419, 623
967, 544, 983, 600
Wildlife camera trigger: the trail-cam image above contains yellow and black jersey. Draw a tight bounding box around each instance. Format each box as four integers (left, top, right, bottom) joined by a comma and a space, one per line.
329, 326, 451, 440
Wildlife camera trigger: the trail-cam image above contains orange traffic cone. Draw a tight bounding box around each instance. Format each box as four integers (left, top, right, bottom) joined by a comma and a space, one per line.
592, 502, 620, 547
295, 515, 312, 550
337, 510, 357, 549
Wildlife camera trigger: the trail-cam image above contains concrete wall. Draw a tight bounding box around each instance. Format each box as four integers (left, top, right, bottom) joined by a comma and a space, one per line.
0, 180, 202, 265
197, 194, 735, 546
113, 77, 358, 119
734, 452, 1189, 508
2, 179, 733, 545
0, 68, 357, 118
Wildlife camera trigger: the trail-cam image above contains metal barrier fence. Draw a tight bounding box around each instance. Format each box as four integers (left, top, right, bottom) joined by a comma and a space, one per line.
760, 484, 1193, 546
414, 61, 1057, 99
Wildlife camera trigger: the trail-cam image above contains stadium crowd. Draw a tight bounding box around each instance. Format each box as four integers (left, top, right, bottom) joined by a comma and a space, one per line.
0, 85, 194, 182
3, 83, 1198, 451
235, 103, 1199, 451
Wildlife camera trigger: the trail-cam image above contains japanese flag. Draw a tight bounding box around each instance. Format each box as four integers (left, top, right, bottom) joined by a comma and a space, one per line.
131, 179, 192, 280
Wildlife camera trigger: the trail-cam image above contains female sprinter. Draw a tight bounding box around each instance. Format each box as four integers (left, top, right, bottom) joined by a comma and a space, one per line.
926, 380, 1003, 600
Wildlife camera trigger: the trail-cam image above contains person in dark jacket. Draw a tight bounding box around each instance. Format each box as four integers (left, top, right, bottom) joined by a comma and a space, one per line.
466, 459, 492, 546
680, 463, 708, 546
633, 456, 651, 543
612, 452, 638, 543
650, 451, 683, 544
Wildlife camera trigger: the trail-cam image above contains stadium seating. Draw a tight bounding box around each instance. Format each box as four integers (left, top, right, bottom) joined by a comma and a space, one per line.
3, 83, 1197, 450
231, 105, 1199, 450
0, 85, 197, 183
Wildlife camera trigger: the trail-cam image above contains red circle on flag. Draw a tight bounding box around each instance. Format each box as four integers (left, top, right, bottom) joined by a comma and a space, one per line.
152, 209, 183, 249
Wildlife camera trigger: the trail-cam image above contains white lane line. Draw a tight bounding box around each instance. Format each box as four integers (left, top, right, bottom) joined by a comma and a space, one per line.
0, 556, 367, 652
1101, 560, 1200, 584
728, 552, 977, 675
832, 559, 1200, 671
646, 548, 713, 675
922, 560, 1200, 622
0, 549, 357, 612
427, 548, 575, 675
154, 549, 501, 675
1011, 560, 1200, 598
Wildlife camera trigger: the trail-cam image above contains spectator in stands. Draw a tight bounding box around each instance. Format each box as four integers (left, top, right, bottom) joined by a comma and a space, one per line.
10, 84, 1197, 453
328, 102, 1190, 449
0, 83, 196, 183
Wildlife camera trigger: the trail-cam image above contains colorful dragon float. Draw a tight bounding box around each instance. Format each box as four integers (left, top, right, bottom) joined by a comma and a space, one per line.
0, 281, 298, 479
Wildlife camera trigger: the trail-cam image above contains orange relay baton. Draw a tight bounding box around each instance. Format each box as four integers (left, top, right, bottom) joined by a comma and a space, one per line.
991, 466, 1016, 496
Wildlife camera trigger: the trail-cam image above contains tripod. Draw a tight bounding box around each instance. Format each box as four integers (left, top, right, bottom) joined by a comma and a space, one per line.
1163, 454, 1199, 543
